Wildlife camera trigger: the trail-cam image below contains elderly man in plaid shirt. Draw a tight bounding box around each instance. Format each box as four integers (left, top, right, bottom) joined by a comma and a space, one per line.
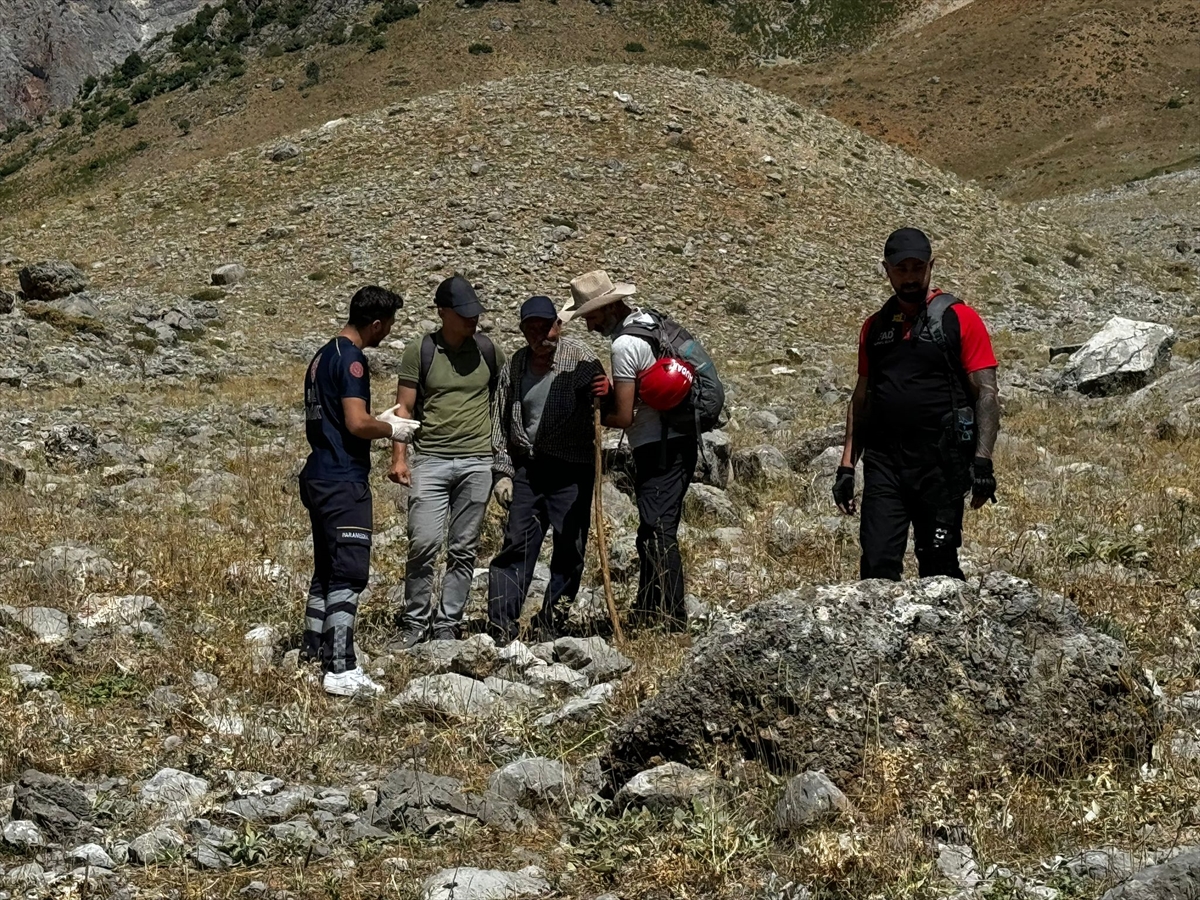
487, 295, 606, 644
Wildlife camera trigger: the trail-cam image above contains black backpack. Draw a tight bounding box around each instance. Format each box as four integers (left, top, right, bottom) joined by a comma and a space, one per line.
615, 309, 727, 434
412, 332, 499, 421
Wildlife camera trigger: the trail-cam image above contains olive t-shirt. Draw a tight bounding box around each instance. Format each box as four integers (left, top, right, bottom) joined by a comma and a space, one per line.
398, 332, 505, 458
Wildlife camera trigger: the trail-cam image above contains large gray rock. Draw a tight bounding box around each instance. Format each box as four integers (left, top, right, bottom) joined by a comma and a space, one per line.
1100, 848, 1200, 899
405, 634, 499, 679
615, 762, 730, 812
18, 260, 88, 301
375, 768, 533, 834
421, 866, 550, 900
695, 430, 733, 488
774, 771, 852, 831
2, 819, 44, 851
139, 768, 209, 816
552, 637, 633, 682
128, 826, 184, 864
12, 769, 91, 836
68, 843, 116, 869
732, 445, 791, 484
488, 758, 574, 807
210, 263, 246, 286
685, 483, 739, 525
603, 573, 1159, 791
77, 593, 163, 628
0, 606, 69, 644
224, 786, 313, 823
534, 682, 615, 727
1058, 317, 1176, 396
34, 542, 115, 582
391, 673, 500, 718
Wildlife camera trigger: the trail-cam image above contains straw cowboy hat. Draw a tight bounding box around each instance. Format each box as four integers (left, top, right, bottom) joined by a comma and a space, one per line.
558, 270, 637, 324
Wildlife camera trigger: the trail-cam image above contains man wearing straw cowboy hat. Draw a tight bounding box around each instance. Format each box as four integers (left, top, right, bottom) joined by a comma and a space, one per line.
487, 296, 606, 645
562, 270, 698, 632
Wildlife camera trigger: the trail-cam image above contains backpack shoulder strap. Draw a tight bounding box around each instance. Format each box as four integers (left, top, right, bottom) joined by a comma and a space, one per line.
925, 291, 961, 361
474, 333, 499, 397
614, 309, 662, 353
413, 333, 437, 421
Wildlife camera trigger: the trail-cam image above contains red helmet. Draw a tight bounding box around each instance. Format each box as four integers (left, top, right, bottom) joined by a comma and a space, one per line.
638, 357, 695, 411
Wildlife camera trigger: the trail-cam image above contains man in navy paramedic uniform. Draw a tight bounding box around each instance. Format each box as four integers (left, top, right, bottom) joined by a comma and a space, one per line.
300, 285, 418, 697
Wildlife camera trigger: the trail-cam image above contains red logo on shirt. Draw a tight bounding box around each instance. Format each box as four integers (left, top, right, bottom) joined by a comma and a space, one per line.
349, 361, 364, 378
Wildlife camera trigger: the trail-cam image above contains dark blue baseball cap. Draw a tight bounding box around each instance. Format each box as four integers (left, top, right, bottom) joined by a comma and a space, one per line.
520, 295, 558, 322
884, 228, 932, 265
434, 274, 484, 317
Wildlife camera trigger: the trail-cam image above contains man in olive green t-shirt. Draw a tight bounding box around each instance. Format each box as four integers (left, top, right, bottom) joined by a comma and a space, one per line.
388, 275, 505, 648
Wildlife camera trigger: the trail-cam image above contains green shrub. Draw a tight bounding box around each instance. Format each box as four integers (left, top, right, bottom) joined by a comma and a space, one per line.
350, 23, 374, 42
252, 4, 278, 28
225, 10, 252, 43
280, 0, 311, 28
175, 117, 191, 135
59, 110, 76, 128
263, 42, 284, 58
130, 79, 154, 104
368, 33, 387, 53
324, 21, 348, 45
0, 120, 32, 144
105, 99, 131, 121
79, 75, 99, 98
373, 0, 419, 27
121, 110, 139, 129
81, 112, 101, 135
121, 51, 147, 81
283, 33, 309, 53
468, 42, 493, 55
0, 150, 31, 179
624, 42, 646, 53
304, 61, 321, 85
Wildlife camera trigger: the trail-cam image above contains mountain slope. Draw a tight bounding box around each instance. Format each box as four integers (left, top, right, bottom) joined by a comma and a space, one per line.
751, 0, 1200, 199
0, 0, 207, 126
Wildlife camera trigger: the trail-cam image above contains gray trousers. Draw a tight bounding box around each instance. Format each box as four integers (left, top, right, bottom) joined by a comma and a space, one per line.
402, 454, 492, 633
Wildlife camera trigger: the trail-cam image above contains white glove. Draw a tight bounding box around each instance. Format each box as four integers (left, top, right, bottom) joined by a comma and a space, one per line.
378, 406, 421, 444
493, 477, 513, 509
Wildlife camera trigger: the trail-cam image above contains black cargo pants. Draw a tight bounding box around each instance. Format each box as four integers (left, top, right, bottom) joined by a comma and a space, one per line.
859, 445, 966, 582
299, 478, 372, 673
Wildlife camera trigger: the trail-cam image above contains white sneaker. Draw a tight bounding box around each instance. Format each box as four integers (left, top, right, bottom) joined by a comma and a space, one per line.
323, 668, 384, 698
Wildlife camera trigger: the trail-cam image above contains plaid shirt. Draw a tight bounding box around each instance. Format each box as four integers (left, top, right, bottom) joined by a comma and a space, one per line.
492, 336, 604, 478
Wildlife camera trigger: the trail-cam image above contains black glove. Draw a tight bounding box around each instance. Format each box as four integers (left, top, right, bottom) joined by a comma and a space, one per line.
972, 457, 997, 504
832, 466, 856, 511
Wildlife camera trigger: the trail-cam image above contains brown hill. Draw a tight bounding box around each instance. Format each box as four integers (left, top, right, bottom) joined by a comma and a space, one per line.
750, 0, 1200, 200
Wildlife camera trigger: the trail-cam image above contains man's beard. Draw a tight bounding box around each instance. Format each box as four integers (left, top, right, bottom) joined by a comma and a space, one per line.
897, 283, 925, 303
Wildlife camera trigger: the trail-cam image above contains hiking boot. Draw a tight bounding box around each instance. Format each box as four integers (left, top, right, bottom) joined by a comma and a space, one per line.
431, 625, 458, 642
322, 667, 384, 698
397, 627, 427, 651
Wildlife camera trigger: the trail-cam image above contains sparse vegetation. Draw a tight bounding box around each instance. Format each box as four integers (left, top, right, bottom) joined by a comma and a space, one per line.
469, 41, 494, 55
373, 0, 420, 27
625, 42, 647, 53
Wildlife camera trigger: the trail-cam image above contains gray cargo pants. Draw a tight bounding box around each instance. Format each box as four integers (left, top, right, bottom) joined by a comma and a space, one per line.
401, 454, 492, 634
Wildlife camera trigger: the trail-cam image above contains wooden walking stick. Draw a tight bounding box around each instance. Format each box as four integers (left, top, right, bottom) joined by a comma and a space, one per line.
592, 398, 625, 645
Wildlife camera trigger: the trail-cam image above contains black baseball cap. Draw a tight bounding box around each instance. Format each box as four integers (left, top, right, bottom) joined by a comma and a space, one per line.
520, 295, 557, 322
434, 275, 484, 317
884, 228, 932, 265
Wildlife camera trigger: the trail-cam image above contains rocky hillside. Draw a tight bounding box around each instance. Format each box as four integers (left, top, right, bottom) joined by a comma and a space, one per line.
0, 63, 1198, 898
0, 0, 207, 126
754, 0, 1200, 199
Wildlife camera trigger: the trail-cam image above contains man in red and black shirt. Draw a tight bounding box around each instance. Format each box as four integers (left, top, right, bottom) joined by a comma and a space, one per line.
834, 228, 1000, 581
